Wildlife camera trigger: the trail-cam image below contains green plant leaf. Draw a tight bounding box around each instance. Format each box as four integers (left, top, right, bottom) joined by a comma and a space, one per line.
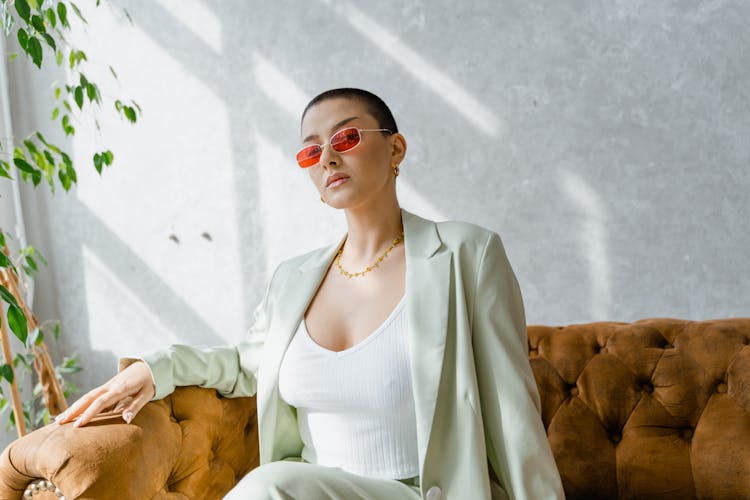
17, 27, 28, 50
58, 168, 70, 190
56, 2, 68, 28
0, 232, 5, 247
0, 160, 12, 180
74, 86, 83, 109
0, 251, 12, 270
69, 2, 87, 24
27, 36, 42, 68
13, 157, 35, 174
23, 139, 39, 156
30, 14, 45, 33
0, 285, 19, 308
7, 305, 28, 344
43, 150, 55, 167
124, 105, 136, 123
103, 150, 114, 165
0, 364, 13, 384
24, 255, 38, 273
51, 107, 59, 120
42, 32, 55, 51
66, 163, 77, 183
86, 82, 97, 103
55, 48, 62, 65
93, 153, 102, 173
35, 131, 47, 144
15, 0, 31, 23
45, 7, 57, 28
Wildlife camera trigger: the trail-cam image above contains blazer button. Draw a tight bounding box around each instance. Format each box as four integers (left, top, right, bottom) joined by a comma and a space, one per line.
426, 485, 441, 500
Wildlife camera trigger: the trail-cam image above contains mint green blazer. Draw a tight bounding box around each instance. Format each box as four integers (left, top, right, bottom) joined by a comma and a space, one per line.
120, 208, 565, 500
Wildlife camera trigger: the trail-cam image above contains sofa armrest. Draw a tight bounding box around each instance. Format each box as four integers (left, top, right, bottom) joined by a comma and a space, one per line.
0, 386, 259, 500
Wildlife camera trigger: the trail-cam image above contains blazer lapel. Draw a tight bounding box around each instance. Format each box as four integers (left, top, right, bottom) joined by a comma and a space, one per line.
256, 207, 451, 470
401, 208, 452, 469
255, 231, 345, 463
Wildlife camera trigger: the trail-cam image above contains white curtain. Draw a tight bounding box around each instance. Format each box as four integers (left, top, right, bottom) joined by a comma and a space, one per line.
0, 33, 32, 307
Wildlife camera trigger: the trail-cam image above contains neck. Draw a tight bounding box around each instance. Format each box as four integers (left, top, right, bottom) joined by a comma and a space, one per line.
341, 199, 403, 264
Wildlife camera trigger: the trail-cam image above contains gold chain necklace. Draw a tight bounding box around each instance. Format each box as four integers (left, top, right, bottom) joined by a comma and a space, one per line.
336, 231, 405, 279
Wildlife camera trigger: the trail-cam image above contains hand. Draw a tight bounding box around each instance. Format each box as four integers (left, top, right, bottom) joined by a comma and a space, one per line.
54, 360, 156, 427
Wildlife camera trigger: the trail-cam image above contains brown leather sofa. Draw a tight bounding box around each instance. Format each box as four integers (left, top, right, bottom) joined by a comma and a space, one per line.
0, 317, 748, 499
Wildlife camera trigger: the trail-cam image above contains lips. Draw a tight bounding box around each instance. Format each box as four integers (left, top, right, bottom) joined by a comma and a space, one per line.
326, 173, 350, 187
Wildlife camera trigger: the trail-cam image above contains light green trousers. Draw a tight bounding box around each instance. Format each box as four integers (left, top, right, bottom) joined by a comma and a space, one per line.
223, 457, 421, 500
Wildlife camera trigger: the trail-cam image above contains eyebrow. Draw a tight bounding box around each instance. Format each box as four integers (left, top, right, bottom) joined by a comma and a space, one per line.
302, 116, 359, 143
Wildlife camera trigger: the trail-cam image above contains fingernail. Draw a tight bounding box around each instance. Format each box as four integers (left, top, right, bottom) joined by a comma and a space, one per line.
123, 411, 134, 424
73, 418, 82, 427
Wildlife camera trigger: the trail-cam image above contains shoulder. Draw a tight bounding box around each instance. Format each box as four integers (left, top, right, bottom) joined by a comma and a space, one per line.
430, 215, 502, 261
435, 218, 495, 246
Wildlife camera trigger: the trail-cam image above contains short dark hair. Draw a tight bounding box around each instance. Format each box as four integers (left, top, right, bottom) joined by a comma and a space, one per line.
301, 88, 399, 134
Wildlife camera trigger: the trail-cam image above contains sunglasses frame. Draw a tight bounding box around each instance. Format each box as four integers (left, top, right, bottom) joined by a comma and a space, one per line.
296, 126, 393, 168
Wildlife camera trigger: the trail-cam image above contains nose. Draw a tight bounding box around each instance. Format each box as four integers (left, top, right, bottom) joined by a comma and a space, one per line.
317, 142, 340, 168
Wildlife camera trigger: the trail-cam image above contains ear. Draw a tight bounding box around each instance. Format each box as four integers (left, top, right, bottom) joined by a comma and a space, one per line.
390, 133, 407, 165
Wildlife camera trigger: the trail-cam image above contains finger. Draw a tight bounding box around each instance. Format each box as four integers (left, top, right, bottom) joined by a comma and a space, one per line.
73, 389, 123, 428
113, 396, 134, 413
120, 391, 149, 424
55, 386, 107, 424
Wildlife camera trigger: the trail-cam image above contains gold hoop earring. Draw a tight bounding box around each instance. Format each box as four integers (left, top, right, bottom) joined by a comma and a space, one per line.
392, 163, 400, 177
320, 195, 327, 204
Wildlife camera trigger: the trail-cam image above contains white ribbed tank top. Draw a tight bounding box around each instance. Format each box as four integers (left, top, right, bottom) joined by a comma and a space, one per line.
277, 294, 419, 479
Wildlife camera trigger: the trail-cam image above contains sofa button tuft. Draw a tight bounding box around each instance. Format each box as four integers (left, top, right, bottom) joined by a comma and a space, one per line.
611, 433, 621, 443
570, 387, 579, 397
681, 428, 693, 439
716, 382, 727, 393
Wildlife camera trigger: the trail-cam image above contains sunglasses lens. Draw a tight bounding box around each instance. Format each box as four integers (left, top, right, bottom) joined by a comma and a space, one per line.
330, 128, 361, 152
296, 145, 321, 168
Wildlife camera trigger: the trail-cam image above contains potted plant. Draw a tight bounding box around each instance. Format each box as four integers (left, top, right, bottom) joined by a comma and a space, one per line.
0, 0, 140, 436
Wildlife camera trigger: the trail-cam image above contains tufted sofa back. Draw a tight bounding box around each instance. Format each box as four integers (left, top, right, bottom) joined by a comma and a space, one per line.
527, 317, 750, 499
0, 386, 260, 499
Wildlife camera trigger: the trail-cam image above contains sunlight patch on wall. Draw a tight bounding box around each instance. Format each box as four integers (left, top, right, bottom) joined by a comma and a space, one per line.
253, 52, 310, 119
397, 180, 447, 222
560, 169, 611, 319
319, 0, 505, 138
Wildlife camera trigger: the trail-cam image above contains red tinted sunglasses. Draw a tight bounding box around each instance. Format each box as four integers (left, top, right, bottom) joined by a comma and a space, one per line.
296, 127, 393, 168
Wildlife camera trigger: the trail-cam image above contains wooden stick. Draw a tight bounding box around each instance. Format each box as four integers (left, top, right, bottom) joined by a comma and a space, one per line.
0, 235, 29, 436
0, 297, 26, 437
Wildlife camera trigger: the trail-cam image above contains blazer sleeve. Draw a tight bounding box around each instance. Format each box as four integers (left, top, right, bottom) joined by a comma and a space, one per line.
117, 266, 278, 401
471, 231, 565, 500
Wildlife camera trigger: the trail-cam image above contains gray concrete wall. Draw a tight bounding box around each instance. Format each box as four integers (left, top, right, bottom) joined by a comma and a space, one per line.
2, 1, 748, 445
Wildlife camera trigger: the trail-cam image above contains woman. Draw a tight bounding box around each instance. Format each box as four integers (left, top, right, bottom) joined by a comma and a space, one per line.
54, 88, 565, 500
